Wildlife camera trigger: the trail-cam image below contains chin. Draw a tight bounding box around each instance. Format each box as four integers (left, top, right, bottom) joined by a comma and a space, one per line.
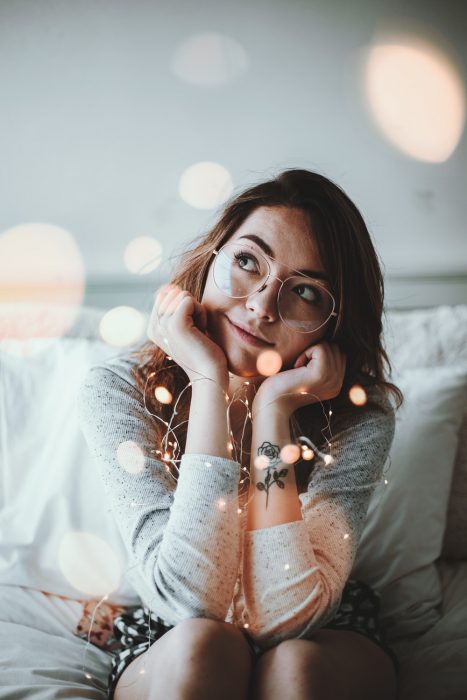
226, 360, 258, 379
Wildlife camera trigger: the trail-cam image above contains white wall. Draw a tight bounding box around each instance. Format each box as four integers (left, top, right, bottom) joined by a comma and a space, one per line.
1, 0, 466, 309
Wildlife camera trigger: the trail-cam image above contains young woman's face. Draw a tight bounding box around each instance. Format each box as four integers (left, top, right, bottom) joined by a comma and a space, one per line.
201, 206, 333, 379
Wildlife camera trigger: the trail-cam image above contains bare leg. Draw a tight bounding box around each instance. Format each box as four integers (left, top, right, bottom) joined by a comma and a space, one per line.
114, 618, 253, 700
250, 630, 397, 700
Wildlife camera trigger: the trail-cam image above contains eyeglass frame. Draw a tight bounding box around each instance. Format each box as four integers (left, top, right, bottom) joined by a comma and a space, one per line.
211, 241, 338, 334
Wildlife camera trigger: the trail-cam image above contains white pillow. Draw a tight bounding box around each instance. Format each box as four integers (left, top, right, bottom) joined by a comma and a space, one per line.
0, 336, 142, 605
350, 366, 467, 642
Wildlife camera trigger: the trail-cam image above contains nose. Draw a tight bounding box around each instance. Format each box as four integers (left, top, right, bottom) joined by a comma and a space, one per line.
245, 277, 281, 320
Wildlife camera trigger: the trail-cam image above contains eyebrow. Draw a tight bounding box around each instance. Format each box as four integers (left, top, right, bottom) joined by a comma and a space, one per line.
238, 234, 330, 282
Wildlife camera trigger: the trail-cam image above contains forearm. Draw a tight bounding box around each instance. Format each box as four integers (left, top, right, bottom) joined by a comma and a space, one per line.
246, 402, 303, 531
185, 378, 231, 459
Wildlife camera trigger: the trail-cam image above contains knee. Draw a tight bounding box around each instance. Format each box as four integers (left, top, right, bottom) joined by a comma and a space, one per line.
253, 639, 335, 700
168, 618, 252, 666
259, 638, 330, 678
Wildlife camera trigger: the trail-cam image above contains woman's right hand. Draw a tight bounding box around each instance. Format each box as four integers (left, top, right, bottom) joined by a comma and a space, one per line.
147, 283, 230, 391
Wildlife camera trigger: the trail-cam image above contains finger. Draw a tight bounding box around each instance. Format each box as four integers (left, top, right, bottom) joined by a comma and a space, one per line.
166, 290, 190, 315
191, 298, 207, 332
157, 286, 181, 315
154, 283, 173, 307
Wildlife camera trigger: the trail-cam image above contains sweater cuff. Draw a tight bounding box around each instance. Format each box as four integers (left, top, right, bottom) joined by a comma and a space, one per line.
175, 453, 241, 502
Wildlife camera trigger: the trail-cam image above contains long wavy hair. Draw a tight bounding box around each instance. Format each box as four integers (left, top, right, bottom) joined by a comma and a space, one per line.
130, 168, 403, 493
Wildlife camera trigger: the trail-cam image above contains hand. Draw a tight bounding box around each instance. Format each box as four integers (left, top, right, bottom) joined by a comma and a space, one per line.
252, 342, 347, 417
147, 283, 229, 390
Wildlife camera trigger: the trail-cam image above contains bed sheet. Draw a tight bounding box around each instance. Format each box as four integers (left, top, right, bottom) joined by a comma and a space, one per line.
392, 560, 467, 700
0, 584, 111, 699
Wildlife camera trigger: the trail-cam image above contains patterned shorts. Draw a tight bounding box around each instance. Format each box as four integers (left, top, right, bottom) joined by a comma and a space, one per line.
106, 578, 399, 698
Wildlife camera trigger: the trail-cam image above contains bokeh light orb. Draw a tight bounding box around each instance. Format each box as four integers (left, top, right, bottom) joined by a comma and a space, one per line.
0, 222, 85, 339
254, 455, 270, 470
280, 444, 301, 464
155, 386, 173, 404
171, 32, 249, 86
116, 440, 146, 474
179, 162, 233, 210
349, 384, 367, 406
124, 237, 163, 275
58, 531, 122, 596
365, 39, 465, 162
99, 306, 146, 347
256, 349, 283, 376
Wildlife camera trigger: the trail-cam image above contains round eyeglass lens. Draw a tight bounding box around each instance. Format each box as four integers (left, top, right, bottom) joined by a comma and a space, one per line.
278, 276, 334, 332
213, 242, 335, 333
213, 243, 269, 297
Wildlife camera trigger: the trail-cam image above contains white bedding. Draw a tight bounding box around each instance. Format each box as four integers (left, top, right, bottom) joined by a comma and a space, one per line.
0, 584, 111, 699
1, 563, 466, 698
392, 560, 467, 700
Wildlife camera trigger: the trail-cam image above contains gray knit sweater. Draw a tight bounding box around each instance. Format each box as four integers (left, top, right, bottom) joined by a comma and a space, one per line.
77, 354, 395, 650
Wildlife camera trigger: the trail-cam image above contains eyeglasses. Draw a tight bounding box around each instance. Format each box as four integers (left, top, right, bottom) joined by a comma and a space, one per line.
211, 242, 337, 333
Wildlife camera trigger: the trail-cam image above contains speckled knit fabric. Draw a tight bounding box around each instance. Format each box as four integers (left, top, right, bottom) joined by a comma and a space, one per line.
77, 354, 395, 652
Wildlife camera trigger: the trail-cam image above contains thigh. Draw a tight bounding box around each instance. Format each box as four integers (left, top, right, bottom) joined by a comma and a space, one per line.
114, 618, 252, 700
251, 629, 398, 700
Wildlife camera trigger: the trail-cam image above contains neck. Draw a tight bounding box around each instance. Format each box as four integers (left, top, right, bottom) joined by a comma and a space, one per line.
226, 372, 262, 433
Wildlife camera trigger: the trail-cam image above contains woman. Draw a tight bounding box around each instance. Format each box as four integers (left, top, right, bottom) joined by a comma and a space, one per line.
78, 168, 403, 699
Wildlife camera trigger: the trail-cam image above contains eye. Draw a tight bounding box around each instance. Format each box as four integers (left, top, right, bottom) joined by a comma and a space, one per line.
293, 282, 323, 304
233, 250, 260, 273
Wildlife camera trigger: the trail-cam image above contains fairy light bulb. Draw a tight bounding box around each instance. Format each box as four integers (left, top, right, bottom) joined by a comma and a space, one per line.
155, 386, 173, 404
349, 384, 367, 406
256, 349, 282, 376
116, 440, 145, 474
302, 447, 314, 461
254, 455, 270, 469
280, 443, 301, 464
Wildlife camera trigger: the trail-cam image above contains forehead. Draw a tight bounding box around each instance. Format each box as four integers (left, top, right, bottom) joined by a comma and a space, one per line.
229, 206, 323, 271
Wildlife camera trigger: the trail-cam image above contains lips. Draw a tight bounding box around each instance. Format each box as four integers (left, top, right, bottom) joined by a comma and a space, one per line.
227, 318, 273, 346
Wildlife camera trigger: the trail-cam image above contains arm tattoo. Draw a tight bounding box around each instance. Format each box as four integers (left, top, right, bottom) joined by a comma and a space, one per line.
255, 441, 288, 509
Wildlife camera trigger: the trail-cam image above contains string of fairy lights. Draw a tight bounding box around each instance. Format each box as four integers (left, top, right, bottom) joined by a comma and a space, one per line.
78, 329, 392, 692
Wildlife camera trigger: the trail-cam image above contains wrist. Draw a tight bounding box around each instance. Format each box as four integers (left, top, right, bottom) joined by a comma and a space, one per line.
190, 370, 229, 395
251, 390, 293, 421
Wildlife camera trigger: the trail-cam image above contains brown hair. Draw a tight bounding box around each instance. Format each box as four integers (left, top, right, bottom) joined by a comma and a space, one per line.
130, 168, 402, 492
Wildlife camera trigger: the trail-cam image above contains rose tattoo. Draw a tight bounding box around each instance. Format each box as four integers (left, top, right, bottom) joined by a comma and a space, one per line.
255, 441, 288, 508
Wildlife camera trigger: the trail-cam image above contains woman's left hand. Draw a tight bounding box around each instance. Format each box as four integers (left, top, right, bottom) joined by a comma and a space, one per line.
252, 342, 347, 417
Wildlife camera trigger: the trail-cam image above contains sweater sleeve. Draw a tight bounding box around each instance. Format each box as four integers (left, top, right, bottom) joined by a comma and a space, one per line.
241, 386, 395, 649
76, 362, 242, 626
